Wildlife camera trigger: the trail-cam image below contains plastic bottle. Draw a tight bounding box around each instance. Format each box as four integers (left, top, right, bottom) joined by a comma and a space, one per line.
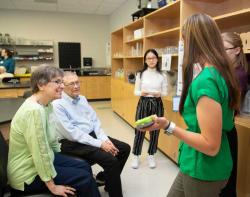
147, 0, 152, 8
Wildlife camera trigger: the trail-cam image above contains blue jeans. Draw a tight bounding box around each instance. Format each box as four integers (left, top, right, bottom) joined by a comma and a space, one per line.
11, 153, 100, 197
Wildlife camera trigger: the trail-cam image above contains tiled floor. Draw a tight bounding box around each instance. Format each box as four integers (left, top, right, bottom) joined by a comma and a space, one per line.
90, 101, 179, 197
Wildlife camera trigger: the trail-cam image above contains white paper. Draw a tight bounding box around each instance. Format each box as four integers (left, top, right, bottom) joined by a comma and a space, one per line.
162, 54, 172, 71
173, 96, 181, 112
177, 40, 184, 96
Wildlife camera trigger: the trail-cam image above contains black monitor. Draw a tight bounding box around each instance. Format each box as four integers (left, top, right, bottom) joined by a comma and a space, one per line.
83, 57, 92, 68
58, 42, 81, 69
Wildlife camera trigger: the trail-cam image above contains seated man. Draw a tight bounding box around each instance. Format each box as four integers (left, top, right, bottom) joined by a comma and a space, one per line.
52, 72, 130, 197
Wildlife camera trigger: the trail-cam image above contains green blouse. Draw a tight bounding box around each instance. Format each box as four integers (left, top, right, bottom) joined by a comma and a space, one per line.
179, 66, 234, 181
7, 99, 60, 191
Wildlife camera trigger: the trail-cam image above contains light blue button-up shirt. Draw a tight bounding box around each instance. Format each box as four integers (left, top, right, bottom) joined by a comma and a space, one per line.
52, 92, 108, 148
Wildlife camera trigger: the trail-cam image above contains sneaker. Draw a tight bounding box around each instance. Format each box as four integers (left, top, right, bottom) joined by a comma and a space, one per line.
131, 155, 140, 169
147, 155, 156, 169
94, 171, 106, 187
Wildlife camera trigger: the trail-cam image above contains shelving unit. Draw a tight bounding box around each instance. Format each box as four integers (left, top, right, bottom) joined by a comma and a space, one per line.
111, 1, 250, 196
0, 41, 54, 71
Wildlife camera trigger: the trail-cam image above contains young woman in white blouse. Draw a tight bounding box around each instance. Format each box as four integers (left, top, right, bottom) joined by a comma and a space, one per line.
131, 49, 167, 169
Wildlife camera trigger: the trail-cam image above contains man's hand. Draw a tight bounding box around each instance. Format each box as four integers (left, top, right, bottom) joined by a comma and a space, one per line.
101, 140, 119, 156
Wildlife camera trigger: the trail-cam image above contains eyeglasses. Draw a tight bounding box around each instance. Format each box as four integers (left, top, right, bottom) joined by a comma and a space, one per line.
50, 79, 64, 85
146, 57, 157, 61
225, 47, 236, 51
64, 81, 80, 87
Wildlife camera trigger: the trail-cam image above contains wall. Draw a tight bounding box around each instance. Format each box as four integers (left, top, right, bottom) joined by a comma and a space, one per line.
109, 0, 158, 33
0, 9, 109, 68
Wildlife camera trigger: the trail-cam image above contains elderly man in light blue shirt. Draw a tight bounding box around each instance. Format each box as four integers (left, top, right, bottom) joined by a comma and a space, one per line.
52, 72, 130, 197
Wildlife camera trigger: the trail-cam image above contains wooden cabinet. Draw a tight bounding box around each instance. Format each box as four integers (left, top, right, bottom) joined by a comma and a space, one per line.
0, 88, 29, 98
111, 1, 250, 196
79, 76, 111, 100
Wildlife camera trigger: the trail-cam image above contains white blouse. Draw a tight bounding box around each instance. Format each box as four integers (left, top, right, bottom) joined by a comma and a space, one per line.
134, 68, 167, 97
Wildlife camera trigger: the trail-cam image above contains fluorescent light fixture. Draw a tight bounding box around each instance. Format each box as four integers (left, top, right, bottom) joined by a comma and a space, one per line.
34, 0, 57, 4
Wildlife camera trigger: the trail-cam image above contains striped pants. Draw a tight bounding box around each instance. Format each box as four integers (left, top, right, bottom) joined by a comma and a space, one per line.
132, 96, 164, 155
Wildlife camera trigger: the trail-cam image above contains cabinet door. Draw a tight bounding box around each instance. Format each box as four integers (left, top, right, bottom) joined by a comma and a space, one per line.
0, 89, 18, 98
85, 76, 111, 99
79, 77, 87, 97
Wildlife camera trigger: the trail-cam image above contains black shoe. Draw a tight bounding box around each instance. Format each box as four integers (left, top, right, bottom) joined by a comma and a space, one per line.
104, 186, 109, 192
94, 171, 105, 187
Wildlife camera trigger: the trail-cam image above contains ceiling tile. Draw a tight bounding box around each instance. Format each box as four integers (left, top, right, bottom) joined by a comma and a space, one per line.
0, 0, 129, 15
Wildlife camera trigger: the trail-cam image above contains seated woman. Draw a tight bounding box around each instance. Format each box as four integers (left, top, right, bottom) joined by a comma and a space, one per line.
7, 65, 100, 197
0, 49, 15, 74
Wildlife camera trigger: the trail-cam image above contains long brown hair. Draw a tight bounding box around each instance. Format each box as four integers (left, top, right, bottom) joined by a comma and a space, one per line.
221, 32, 248, 72
179, 13, 240, 113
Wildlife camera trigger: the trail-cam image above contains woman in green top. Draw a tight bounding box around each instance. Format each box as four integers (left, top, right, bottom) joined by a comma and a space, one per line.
7, 65, 100, 197
141, 14, 240, 196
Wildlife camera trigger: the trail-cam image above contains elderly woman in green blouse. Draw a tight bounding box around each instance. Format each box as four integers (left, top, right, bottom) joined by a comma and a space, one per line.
7, 65, 100, 197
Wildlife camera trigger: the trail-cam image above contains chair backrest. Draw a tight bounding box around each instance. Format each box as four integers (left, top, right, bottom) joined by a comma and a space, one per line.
0, 131, 8, 197
23, 90, 32, 99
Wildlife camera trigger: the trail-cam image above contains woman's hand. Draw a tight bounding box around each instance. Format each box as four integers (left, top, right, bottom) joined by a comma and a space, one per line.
151, 92, 161, 97
46, 180, 76, 197
140, 115, 169, 131
141, 91, 149, 96
51, 185, 76, 197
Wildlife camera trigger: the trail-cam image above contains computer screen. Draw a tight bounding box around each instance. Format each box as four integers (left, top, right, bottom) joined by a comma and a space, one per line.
83, 57, 92, 67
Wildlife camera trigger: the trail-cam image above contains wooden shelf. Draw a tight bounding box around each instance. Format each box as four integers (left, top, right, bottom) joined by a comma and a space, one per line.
145, 27, 180, 39
159, 53, 178, 57
112, 57, 124, 59
124, 56, 143, 59
111, 27, 123, 35
235, 115, 250, 129
124, 38, 143, 44
144, 3, 180, 36
111, 2, 250, 196
124, 18, 143, 30
244, 50, 250, 54
145, 0, 180, 19
215, 8, 250, 31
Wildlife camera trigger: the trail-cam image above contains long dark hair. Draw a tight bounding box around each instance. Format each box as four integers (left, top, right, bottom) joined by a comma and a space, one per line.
179, 14, 240, 114
139, 49, 161, 77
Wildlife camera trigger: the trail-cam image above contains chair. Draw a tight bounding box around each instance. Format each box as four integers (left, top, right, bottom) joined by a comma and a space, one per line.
0, 131, 53, 197
0, 131, 8, 197
22, 90, 32, 99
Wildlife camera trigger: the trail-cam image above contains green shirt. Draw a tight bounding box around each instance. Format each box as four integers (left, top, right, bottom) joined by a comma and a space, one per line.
7, 99, 61, 191
179, 66, 234, 181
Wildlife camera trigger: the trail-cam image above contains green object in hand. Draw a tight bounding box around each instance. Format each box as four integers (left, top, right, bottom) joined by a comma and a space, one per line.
135, 115, 154, 129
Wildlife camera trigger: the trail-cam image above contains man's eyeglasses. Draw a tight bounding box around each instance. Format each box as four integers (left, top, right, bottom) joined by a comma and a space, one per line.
225, 47, 236, 51
50, 79, 64, 85
64, 81, 80, 87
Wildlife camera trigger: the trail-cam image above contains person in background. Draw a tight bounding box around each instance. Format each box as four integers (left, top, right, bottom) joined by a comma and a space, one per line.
141, 14, 240, 197
8, 65, 100, 197
220, 32, 249, 197
131, 49, 167, 169
0, 49, 15, 74
222, 32, 249, 101
52, 71, 130, 197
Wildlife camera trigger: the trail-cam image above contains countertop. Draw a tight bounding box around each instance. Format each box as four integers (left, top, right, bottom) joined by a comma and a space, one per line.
0, 81, 30, 89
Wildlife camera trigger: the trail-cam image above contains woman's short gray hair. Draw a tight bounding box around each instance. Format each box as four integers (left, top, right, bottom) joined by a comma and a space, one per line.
30, 65, 64, 93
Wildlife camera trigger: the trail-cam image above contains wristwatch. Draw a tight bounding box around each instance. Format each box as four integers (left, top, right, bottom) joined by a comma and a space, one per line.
164, 121, 176, 135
